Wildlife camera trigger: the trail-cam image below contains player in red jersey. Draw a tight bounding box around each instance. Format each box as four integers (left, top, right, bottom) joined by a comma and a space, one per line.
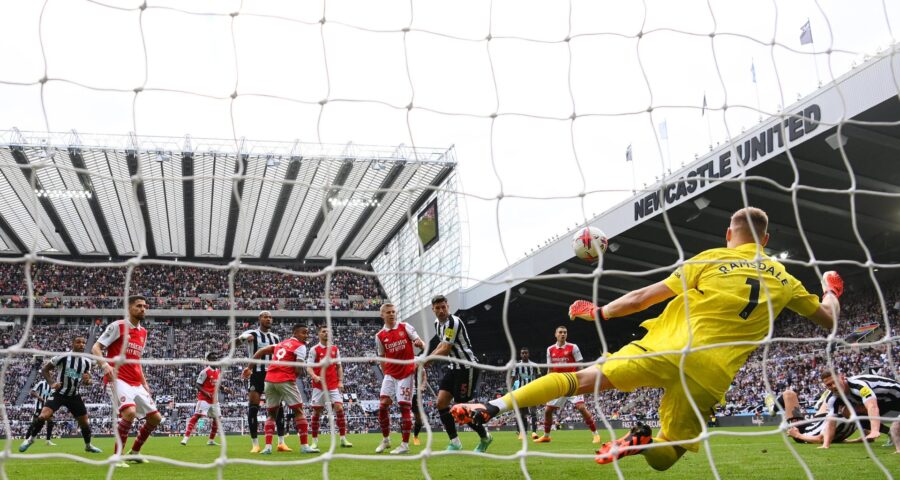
91, 295, 160, 468
306, 325, 352, 449
242, 324, 319, 454
181, 351, 233, 446
534, 326, 600, 444
374, 303, 425, 454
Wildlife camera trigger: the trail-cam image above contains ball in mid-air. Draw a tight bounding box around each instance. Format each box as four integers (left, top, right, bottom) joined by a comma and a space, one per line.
572, 226, 608, 263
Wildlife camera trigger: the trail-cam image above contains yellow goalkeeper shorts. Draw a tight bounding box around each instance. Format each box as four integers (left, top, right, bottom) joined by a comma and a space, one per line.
600, 343, 719, 452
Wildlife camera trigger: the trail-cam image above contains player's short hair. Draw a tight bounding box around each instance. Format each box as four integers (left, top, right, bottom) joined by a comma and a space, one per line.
318, 325, 329, 332
730, 207, 768, 241
292, 324, 308, 333
556, 325, 568, 331
818, 367, 841, 379
258, 310, 272, 318
520, 347, 529, 352
127, 294, 147, 306
431, 295, 448, 305
205, 351, 219, 362
380, 303, 395, 312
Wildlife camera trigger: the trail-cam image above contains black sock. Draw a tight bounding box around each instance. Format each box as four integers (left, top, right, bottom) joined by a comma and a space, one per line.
469, 421, 488, 439
81, 425, 92, 445
275, 407, 286, 437
248, 404, 260, 439
438, 408, 457, 440
414, 420, 423, 437
26, 418, 45, 440
46, 420, 54, 440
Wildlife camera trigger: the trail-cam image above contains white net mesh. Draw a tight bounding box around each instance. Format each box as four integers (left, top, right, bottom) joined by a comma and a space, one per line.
1, 0, 899, 478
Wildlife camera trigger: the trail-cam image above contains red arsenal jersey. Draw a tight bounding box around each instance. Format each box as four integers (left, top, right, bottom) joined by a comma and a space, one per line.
307, 343, 341, 390
96, 319, 147, 386
265, 337, 307, 383
196, 366, 220, 402
375, 322, 420, 379
547, 342, 583, 374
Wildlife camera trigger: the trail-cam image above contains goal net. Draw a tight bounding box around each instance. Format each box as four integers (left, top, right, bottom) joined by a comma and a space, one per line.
0, 1, 899, 479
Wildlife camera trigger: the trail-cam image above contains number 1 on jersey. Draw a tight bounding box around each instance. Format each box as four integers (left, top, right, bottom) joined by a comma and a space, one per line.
739, 277, 760, 320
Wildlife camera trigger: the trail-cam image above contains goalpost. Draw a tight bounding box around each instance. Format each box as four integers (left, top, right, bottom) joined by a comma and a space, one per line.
0, 1, 898, 479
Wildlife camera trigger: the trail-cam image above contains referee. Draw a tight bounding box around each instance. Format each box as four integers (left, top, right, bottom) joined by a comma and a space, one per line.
428, 294, 492, 453
19, 336, 102, 453
511, 347, 541, 440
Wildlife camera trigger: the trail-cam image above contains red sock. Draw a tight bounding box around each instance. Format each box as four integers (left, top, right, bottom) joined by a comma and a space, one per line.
115, 418, 133, 454
400, 403, 412, 443
335, 408, 346, 436
264, 416, 275, 447
544, 411, 554, 435
582, 411, 597, 433
131, 422, 157, 453
311, 409, 321, 438
294, 413, 308, 445
208, 419, 218, 440
184, 414, 201, 438
378, 404, 390, 438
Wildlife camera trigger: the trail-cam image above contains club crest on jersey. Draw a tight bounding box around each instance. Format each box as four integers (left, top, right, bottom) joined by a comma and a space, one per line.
120, 396, 126, 403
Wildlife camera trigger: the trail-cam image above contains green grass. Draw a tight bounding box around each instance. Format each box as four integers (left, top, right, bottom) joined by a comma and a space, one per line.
4, 428, 898, 479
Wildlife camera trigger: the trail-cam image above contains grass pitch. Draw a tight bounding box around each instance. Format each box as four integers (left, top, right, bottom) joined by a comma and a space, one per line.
5, 428, 898, 479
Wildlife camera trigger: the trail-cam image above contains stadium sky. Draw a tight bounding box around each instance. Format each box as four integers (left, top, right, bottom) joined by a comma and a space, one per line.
0, 0, 898, 286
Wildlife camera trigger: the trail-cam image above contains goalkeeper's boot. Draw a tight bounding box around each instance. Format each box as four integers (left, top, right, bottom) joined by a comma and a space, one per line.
18, 438, 34, 453
85, 444, 103, 453
125, 449, 149, 464
276, 442, 293, 452
534, 435, 551, 443
340, 437, 353, 448
474, 434, 493, 453
595, 422, 652, 465
450, 403, 498, 427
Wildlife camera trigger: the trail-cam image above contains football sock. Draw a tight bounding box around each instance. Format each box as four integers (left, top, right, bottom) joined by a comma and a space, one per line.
400, 403, 412, 443
276, 407, 286, 437
184, 414, 201, 437
583, 412, 597, 434
378, 404, 391, 437
336, 408, 347, 436
115, 418, 133, 454
46, 419, 54, 440
80, 424, 92, 445
642, 440, 681, 471
544, 411, 553, 435
264, 417, 275, 446
294, 414, 309, 445
25, 418, 44, 440
413, 418, 423, 437
492, 373, 579, 414
131, 422, 157, 453
311, 409, 320, 438
208, 419, 218, 440
248, 404, 260, 439
469, 421, 488, 439
438, 407, 458, 440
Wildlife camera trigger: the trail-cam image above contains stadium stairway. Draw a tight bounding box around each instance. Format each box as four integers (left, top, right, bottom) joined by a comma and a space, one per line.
16, 363, 39, 405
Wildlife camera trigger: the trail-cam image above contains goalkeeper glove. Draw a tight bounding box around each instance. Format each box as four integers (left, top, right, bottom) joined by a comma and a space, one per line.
568, 300, 607, 321
822, 271, 843, 299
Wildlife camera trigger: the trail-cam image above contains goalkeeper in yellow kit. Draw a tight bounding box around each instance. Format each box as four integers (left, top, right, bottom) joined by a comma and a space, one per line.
452, 207, 843, 470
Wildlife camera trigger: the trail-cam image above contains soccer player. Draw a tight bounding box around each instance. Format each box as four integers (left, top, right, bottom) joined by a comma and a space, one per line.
19, 337, 102, 454
411, 359, 429, 446
374, 303, 426, 454
819, 370, 900, 452
429, 294, 493, 452
511, 347, 541, 440
241, 324, 319, 454
778, 389, 859, 445
92, 295, 162, 467
452, 207, 842, 470
534, 327, 600, 444
27, 363, 55, 446
181, 351, 234, 446
233, 311, 289, 453
306, 325, 352, 448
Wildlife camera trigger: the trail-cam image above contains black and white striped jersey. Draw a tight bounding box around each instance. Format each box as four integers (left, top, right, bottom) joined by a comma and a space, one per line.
49, 354, 91, 396
240, 328, 280, 374
31, 379, 51, 411
512, 360, 540, 387
433, 314, 477, 370
826, 374, 900, 413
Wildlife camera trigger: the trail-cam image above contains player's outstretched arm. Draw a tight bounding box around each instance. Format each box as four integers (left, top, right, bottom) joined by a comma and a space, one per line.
807, 271, 842, 330
570, 281, 675, 321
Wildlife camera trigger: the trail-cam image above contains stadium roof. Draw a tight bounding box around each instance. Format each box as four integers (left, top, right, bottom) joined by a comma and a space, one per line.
0, 134, 454, 264
454, 48, 900, 355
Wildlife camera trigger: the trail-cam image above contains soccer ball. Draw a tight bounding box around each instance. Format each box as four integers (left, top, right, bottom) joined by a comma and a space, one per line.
572, 226, 608, 263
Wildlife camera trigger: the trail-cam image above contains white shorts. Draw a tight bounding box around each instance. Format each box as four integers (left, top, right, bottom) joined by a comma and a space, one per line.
265, 381, 303, 409
380, 374, 414, 404
547, 394, 585, 409
310, 388, 343, 407
193, 400, 220, 418
109, 379, 158, 418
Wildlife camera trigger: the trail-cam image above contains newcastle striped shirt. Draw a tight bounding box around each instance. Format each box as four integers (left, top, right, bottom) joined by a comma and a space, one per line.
512, 360, 540, 388
826, 374, 900, 414
240, 328, 280, 374
434, 314, 477, 370
50, 353, 92, 396
31, 379, 51, 411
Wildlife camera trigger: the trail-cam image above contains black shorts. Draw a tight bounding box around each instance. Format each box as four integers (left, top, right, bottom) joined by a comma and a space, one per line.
44, 393, 87, 418
249, 371, 266, 395
439, 368, 480, 403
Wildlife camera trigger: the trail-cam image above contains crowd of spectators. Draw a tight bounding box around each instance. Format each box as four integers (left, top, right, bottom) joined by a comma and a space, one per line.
0, 263, 384, 311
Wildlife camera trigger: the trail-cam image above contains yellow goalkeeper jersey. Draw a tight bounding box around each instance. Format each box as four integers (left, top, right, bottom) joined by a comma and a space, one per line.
639, 242, 820, 398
